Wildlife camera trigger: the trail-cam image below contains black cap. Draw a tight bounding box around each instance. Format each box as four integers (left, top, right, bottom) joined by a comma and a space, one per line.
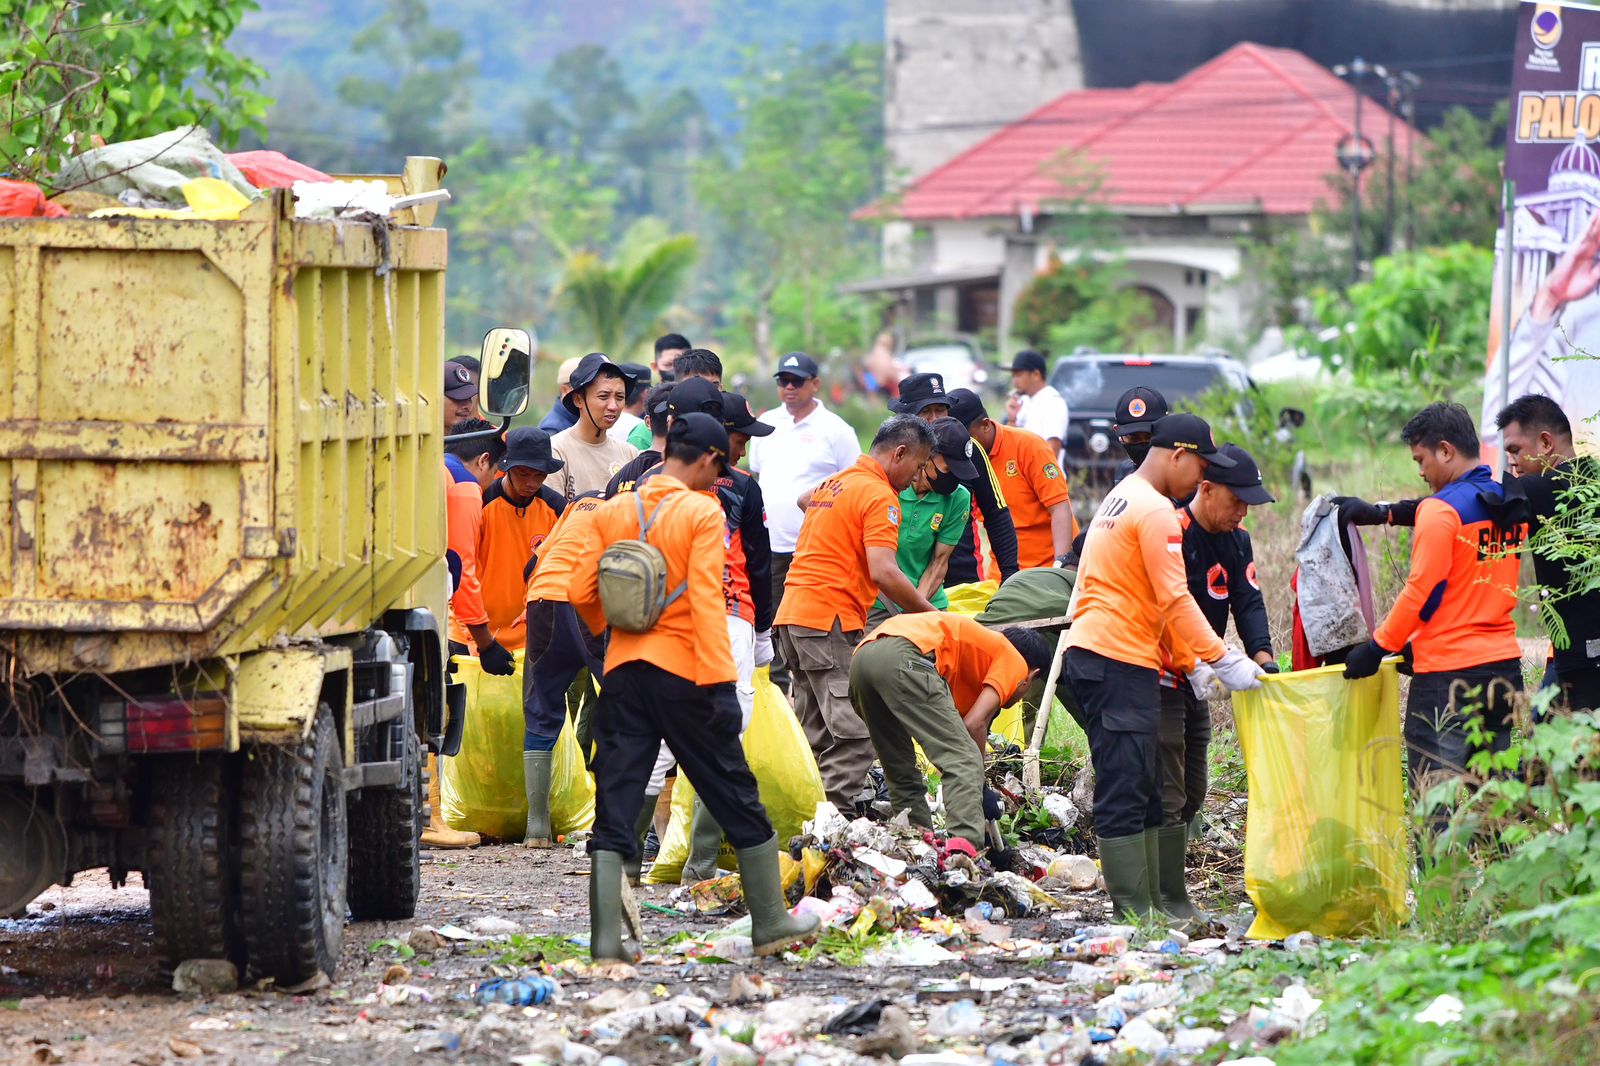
946, 387, 989, 427
929, 416, 979, 480
1001, 349, 1048, 375
444, 360, 477, 400
1149, 413, 1236, 467
668, 376, 723, 417
620, 362, 652, 401
500, 427, 565, 474
722, 391, 774, 436
1203, 443, 1274, 504
773, 352, 820, 380
667, 411, 730, 462
1114, 386, 1169, 436
891, 372, 950, 415
562, 352, 633, 413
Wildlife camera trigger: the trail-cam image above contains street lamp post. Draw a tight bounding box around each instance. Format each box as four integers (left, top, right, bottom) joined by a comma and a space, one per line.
1333, 58, 1377, 284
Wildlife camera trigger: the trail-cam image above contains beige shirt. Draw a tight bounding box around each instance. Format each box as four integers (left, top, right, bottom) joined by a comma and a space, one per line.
552, 426, 638, 500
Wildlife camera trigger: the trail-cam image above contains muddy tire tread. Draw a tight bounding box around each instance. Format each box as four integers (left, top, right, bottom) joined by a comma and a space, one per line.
347, 726, 421, 920
147, 757, 241, 967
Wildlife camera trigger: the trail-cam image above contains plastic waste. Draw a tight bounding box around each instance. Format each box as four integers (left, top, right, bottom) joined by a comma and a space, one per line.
862, 934, 961, 967
1413, 993, 1464, 1026
1044, 854, 1100, 890
56, 126, 259, 205
0, 179, 67, 218
228, 150, 332, 188
822, 999, 890, 1036
1283, 930, 1319, 951
926, 999, 983, 1038
1114, 1015, 1169, 1053
1041, 793, 1080, 829
474, 975, 560, 1006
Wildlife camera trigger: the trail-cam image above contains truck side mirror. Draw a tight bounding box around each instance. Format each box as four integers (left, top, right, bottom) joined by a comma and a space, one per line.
479, 327, 533, 418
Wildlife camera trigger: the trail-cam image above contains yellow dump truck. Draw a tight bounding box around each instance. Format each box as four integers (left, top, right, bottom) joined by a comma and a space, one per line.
0, 158, 528, 984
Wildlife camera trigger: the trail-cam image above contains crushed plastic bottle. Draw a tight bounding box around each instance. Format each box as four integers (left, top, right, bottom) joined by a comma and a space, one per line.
927, 998, 983, 1038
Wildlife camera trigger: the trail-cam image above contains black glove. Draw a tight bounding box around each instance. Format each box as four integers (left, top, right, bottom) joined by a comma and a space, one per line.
479, 639, 515, 676
1261, 661, 1281, 675
982, 787, 1004, 821
1342, 639, 1387, 680
1332, 496, 1388, 526
1385, 498, 1420, 527
1397, 643, 1415, 676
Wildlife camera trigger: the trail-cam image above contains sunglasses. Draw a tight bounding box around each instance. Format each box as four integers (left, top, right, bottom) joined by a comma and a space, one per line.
776, 375, 808, 388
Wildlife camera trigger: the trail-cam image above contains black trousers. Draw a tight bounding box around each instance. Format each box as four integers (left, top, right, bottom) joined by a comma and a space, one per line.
1064, 647, 1162, 839
1405, 659, 1522, 798
768, 552, 794, 691
1552, 664, 1600, 715
587, 661, 773, 857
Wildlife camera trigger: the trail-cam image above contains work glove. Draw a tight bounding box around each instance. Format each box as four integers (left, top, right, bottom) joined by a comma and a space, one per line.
1260, 661, 1281, 675
479, 639, 515, 677
1397, 643, 1415, 676
1341, 639, 1388, 680
1211, 647, 1266, 692
1385, 498, 1420, 527
753, 629, 775, 667
1332, 496, 1388, 526
982, 787, 1004, 821
1187, 659, 1221, 700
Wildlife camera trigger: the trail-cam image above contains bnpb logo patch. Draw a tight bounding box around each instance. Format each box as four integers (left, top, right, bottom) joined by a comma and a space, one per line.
887, 505, 900, 526
1246, 560, 1260, 590
1206, 563, 1229, 601
1127, 397, 1147, 418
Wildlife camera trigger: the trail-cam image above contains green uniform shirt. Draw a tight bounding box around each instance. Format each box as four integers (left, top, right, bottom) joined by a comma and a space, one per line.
627, 421, 654, 452
875, 483, 971, 611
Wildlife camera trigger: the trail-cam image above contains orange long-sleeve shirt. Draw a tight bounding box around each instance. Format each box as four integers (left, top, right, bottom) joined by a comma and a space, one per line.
859, 612, 1030, 712
1373, 465, 1523, 673
1065, 473, 1225, 669
445, 456, 488, 632
567, 475, 735, 687
524, 493, 606, 605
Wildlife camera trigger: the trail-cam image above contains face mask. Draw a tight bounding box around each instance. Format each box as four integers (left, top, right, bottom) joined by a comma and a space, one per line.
930, 468, 961, 495
1123, 440, 1151, 465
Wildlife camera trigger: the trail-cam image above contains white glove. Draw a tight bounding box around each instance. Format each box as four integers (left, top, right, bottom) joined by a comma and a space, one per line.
754, 629, 775, 667
1211, 647, 1266, 692
1187, 659, 1220, 700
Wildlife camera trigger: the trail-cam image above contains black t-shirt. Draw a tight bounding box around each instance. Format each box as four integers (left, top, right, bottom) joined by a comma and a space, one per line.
1177, 506, 1273, 658
606, 449, 662, 498
1521, 456, 1600, 673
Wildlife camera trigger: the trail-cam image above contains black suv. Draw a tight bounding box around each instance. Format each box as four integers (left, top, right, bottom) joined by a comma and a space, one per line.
1052, 353, 1254, 482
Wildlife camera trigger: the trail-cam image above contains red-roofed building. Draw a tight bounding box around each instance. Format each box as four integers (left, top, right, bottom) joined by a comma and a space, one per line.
850, 42, 1420, 352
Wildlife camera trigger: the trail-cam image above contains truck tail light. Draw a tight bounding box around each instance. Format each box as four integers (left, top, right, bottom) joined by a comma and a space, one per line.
124, 695, 228, 753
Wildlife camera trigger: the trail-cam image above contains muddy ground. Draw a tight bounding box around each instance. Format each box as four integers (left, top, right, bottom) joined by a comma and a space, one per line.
0, 842, 1167, 1066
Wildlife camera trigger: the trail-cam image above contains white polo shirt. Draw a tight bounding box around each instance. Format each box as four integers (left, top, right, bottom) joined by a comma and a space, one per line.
1018, 384, 1069, 445
747, 400, 862, 553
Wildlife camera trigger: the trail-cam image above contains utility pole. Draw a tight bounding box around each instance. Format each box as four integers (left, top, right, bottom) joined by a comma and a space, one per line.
1334, 58, 1377, 285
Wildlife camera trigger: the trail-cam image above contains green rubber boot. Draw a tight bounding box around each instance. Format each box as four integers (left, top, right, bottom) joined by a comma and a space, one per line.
1098, 832, 1157, 920
522, 751, 553, 848
588, 851, 637, 964
623, 795, 658, 883
681, 800, 726, 883
735, 834, 820, 957
1156, 824, 1212, 925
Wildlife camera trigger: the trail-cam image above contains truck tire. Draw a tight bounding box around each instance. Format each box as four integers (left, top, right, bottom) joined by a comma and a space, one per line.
146, 757, 243, 968
346, 726, 421, 920
239, 705, 348, 984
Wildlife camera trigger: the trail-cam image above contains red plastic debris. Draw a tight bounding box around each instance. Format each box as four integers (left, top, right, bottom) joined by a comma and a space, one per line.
228, 150, 333, 189
0, 179, 67, 218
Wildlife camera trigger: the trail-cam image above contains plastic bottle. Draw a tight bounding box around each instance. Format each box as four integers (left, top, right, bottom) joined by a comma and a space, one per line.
927, 998, 983, 1037
473, 975, 560, 1006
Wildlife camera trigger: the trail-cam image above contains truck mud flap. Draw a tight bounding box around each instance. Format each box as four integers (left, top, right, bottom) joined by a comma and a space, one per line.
441, 681, 466, 758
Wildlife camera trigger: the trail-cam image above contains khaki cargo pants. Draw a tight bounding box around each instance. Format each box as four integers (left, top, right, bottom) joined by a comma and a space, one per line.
848, 635, 985, 844
779, 621, 872, 810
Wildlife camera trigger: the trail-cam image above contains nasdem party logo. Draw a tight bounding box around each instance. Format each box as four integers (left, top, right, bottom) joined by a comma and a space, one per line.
1528, 4, 1564, 73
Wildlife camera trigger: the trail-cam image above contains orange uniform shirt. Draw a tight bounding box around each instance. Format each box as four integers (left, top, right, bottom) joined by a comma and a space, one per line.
860, 612, 1029, 713
469, 479, 564, 651
773, 456, 901, 634
987, 424, 1073, 570
1373, 465, 1523, 673
525, 494, 606, 605
1065, 473, 1224, 670
445, 457, 488, 632
567, 476, 735, 687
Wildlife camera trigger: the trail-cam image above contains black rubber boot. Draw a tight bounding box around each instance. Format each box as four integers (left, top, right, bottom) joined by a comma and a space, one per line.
521, 751, 553, 848
1156, 824, 1213, 925
681, 800, 725, 883
588, 851, 637, 964
623, 796, 658, 883
1098, 832, 1157, 919
735, 834, 820, 956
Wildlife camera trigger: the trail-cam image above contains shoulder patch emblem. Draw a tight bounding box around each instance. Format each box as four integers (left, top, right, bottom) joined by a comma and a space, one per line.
888, 505, 900, 526
930, 512, 943, 532
1246, 560, 1260, 590
1043, 462, 1061, 479
1005, 459, 1019, 477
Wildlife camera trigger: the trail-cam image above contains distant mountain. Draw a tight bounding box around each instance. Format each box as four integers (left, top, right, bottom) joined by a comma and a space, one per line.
236, 0, 884, 147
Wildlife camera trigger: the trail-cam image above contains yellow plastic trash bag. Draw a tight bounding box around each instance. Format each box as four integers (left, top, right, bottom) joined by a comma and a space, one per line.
647, 667, 825, 884
88, 177, 253, 220
1233, 663, 1408, 939
441, 655, 595, 839
944, 580, 999, 616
